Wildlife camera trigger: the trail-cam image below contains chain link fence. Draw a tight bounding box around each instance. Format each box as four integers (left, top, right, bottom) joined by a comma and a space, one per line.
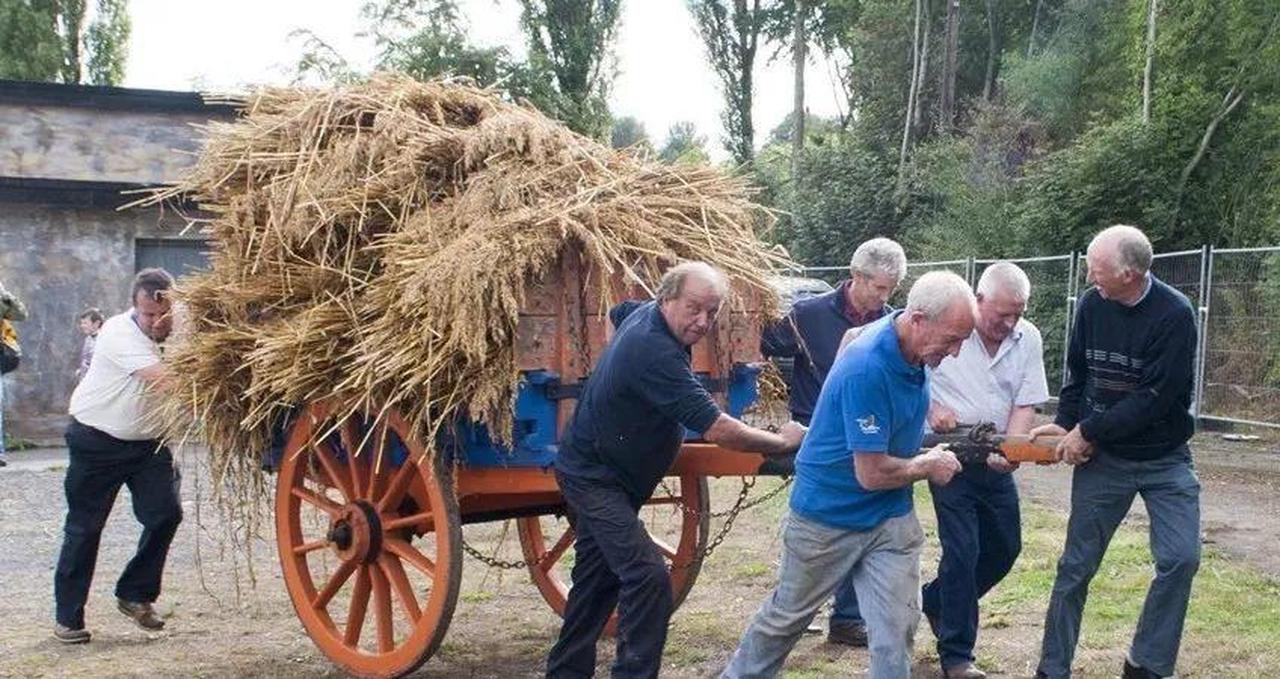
801, 245, 1280, 429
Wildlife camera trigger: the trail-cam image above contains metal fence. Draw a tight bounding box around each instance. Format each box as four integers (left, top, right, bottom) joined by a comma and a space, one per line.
801, 245, 1280, 429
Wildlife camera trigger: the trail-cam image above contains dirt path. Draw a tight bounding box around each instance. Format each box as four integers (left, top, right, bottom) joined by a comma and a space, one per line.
0, 436, 1275, 678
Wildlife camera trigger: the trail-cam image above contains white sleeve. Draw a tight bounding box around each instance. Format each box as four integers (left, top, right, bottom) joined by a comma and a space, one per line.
1015, 324, 1051, 407
97, 321, 161, 375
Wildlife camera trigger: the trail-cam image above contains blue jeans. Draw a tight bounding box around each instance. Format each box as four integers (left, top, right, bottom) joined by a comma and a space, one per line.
0, 375, 6, 456
722, 511, 924, 679
921, 465, 1021, 668
1037, 448, 1200, 679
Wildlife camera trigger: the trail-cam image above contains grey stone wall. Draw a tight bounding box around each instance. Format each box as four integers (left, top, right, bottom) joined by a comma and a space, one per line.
0, 104, 211, 184
0, 203, 200, 442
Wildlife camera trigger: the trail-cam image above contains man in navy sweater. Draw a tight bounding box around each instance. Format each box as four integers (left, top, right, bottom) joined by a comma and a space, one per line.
548, 262, 807, 679
760, 237, 907, 646
1030, 225, 1200, 679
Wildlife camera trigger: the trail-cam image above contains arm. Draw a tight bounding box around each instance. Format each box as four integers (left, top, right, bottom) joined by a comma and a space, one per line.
1078, 310, 1196, 444
1054, 298, 1089, 430
855, 446, 959, 490
703, 415, 804, 455
1005, 405, 1037, 437
134, 362, 174, 389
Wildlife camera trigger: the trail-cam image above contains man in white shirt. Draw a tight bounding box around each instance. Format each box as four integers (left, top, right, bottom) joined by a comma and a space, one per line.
921, 262, 1050, 679
53, 268, 182, 644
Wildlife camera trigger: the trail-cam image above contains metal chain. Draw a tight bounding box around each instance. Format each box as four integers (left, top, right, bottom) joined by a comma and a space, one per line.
460, 475, 793, 571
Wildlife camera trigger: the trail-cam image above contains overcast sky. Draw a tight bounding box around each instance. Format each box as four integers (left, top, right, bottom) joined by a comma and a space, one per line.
123, 0, 845, 160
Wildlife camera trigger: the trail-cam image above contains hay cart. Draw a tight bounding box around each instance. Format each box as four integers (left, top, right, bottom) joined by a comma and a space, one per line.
270, 254, 790, 679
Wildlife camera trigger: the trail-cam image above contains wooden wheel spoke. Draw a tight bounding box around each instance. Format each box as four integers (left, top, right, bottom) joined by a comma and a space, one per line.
292, 487, 342, 517
541, 529, 575, 573
383, 511, 432, 533
343, 566, 372, 647
313, 442, 356, 501
379, 553, 422, 624
366, 424, 389, 500
312, 558, 358, 611
651, 536, 678, 562
645, 495, 684, 506
377, 457, 419, 514
370, 562, 395, 653
340, 421, 367, 501
292, 538, 330, 556
385, 537, 435, 578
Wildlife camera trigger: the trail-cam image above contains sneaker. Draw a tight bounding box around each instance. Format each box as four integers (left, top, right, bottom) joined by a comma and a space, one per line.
117, 599, 165, 631
1122, 659, 1165, 679
53, 624, 91, 644
826, 621, 869, 647
942, 662, 987, 679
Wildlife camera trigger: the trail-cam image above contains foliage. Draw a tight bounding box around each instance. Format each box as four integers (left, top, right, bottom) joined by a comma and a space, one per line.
610, 115, 650, 150
688, 0, 770, 165
658, 121, 710, 164
0, 0, 130, 85
517, 0, 622, 138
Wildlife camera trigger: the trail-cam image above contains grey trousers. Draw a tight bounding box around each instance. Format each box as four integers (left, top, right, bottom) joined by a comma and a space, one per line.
722, 511, 924, 679
1037, 448, 1201, 678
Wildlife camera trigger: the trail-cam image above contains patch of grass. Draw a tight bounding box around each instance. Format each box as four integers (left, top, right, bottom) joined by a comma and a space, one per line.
734, 561, 771, 579
461, 590, 495, 604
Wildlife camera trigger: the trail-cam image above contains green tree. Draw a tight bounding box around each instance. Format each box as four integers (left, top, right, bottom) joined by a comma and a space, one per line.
658, 121, 711, 164
610, 115, 651, 150
688, 0, 770, 165
0, 0, 130, 85
517, 0, 623, 139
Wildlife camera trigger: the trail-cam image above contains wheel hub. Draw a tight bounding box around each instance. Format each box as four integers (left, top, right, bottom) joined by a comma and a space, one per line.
329, 501, 383, 563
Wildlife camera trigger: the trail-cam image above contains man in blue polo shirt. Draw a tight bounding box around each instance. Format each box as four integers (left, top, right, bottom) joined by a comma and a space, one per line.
548, 261, 807, 679
723, 271, 976, 679
762, 237, 907, 646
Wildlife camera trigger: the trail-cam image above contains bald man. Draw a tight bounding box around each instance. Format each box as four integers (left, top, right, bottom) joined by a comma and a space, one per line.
1031, 225, 1200, 679
547, 262, 806, 679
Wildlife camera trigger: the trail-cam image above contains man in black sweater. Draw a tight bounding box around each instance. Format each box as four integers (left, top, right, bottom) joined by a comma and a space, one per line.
1030, 225, 1200, 679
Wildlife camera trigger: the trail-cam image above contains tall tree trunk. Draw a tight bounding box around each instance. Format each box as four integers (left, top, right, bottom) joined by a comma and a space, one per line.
791, 0, 807, 181
983, 0, 999, 101
940, 0, 960, 132
1027, 0, 1043, 57
898, 0, 925, 198
1142, 0, 1158, 124
913, 0, 932, 130
1170, 87, 1246, 226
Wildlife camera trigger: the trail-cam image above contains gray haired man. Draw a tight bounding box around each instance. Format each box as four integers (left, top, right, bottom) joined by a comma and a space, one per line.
1031, 225, 1200, 679
723, 271, 975, 679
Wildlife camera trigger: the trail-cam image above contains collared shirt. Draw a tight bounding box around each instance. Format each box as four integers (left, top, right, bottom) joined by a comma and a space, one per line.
69, 311, 164, 441
556, 301, 722, 502
1125, 272, 1154, 307
790, 312, 929, 531
929, 318, 1050, 434
761, 280, 890, 422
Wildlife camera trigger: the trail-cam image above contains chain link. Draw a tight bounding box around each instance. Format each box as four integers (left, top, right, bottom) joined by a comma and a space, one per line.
461, 535, 558, 571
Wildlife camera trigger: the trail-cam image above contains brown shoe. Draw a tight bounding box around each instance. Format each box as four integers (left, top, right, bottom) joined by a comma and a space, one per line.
53, 623, 91, 644
942, 662, 987, 679
117, 599, 165, 631
826, 621, 869, 647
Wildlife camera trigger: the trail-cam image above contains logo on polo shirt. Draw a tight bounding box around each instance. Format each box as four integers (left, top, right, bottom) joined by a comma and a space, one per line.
857, 415, 880, 435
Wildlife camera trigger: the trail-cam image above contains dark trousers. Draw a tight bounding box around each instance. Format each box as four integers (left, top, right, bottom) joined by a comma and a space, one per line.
54, 419, 183, 629
546, 470, 673, 679
921, 465, 1022, 668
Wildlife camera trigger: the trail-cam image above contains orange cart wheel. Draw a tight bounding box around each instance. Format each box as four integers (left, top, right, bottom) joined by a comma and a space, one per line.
276, 403, 462, 679
514, 472, 710, 635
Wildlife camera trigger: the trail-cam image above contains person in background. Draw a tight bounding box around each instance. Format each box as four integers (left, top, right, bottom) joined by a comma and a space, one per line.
1032, 225, 1200, 679
722, 271, 976, 679
920, 262, 1050, 679
53, 268, 183, 644
77, 308, 105, 382
0, 281, 29, 468
760, 237, 908, 646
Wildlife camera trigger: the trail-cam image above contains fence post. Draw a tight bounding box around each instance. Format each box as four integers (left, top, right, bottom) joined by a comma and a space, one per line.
1194, 245, 1214, 420
966, 256, 976, 286
1061, 251, 1078, 390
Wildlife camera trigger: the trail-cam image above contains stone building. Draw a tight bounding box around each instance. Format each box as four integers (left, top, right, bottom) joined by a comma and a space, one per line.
0, 79, 233, 442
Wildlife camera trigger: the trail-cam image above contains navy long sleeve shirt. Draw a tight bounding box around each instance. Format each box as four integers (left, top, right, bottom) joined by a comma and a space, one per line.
556, 301, 722, 502
1055, 275, 1197, 460
761, 281, 889, 424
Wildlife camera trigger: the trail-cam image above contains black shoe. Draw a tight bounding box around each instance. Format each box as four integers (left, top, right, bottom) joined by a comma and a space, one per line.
827, 621, 868, 647
0, 456, 7, 467
1122, 659, 1164, 679
53, 624, 91, 644
117, 599, 165, 631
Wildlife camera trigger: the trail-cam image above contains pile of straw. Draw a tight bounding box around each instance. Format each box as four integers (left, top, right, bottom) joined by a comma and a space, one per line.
142, 74, 789, 486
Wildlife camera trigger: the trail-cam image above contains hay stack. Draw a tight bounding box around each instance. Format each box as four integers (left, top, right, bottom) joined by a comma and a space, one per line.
141, 74, 790, 487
